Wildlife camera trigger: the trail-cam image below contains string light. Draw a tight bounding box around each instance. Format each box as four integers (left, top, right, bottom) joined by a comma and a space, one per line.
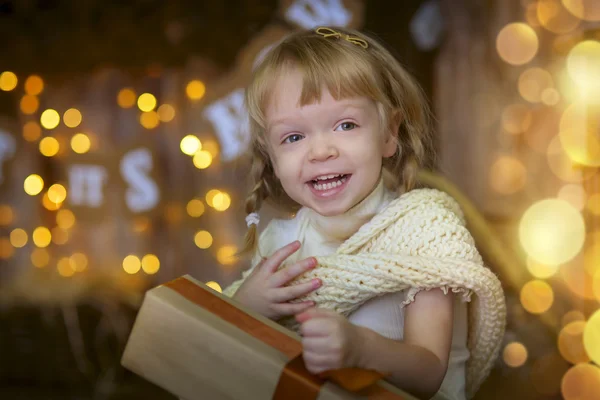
24, 75, 43, 95
180, 135, 201, 155
39, 137, 60, 157
141, 254, 160, 274
40, 109, 60, 129
137, 93, 157, 112
71, 133, 91, 154
63, 108, 82, 128
194, 230, 213, 249
0, 71, 18, 91
118, 88, 136, 108
123, 255, 141, 274
24, 174, 44, 196
186, 80, 206, 100
23, 121, 42, 142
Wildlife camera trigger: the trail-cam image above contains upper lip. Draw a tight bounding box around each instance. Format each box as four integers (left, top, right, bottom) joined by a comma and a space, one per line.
306, 173, 349, 182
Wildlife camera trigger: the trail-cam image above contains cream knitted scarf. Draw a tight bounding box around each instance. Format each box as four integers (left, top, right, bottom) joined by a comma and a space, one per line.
225, 188, 506, 399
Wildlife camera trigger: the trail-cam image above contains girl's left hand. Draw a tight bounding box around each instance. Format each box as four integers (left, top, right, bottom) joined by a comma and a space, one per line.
296, 308, 363, 375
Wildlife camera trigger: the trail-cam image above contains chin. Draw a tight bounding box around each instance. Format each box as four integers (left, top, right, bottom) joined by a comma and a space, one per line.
307, 201, 353, 217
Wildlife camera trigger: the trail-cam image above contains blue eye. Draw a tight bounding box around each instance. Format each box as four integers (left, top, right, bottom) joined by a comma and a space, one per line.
335, 122, 357, 131
283, 134, 304, 144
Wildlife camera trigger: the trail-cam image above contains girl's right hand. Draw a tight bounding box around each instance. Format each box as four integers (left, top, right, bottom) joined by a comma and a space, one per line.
232, 241, 322, 320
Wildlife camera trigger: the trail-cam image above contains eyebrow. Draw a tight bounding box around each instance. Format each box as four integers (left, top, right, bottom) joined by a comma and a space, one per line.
268, 102, 366, 130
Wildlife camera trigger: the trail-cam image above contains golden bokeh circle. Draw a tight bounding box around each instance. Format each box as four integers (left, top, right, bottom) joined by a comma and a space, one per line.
561, 363, 600, 400
558, 321, 591, 364
503, 342, 528, 367
496, 23, 539, 65
583, 309, 600, 365
520, 280, 554, 314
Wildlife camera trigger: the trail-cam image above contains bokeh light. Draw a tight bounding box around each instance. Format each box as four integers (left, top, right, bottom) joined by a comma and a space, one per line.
527, 258, 559, 279
205, 281, 222, 293
137, 93, 157, 112
117, 88, 136, 108
194, 230, 213, 249
47, 184, 67, 203
123, 255, 141, 274
24, 174, 44, 196
583, 309, 600, 365
10, 228, 27, 248
547, 136, 596, 182
157, 104, 176, 122
42, 191, 62, 211
40, 109, 60, 129
70, 253, 88, 272
537, 0, 580, 34
193, 150, 213, 169
496, 23, 539, 65
518, 67, 554, 103
0, 238, 14, 259
567, 40, 600, 90
20, 95, 39, 115
186, 199, 205, 217
562, 0, 600, 21
23, 121, 42, 142
211, 192, 231, 211
71, 133, 91, 154
520, 280, 554, 314
202, 139, 220, 158
31, 248, 50, 268
501, 104, 532, 134
559, 103, 600, 167
489, 155, 527, 194
587, 193, 600, 215
561, 363, 600, 400
217, 245, 238, 265
57, 257, 75, 277
503, 342, 528, 367
32, 226, 51, 248
39, 137, 60, 157
56, 209, 76, 229
0, 205, 14, 226
562, 310, 586, 326
205, 189, 221, 208
0, 71, 18, 91
558, 184, 587, 210
180, 135, 201, 155
140, 111, 160, 129
63, 108, 82, 128
141, 254, 160, 274
186, 80, 206, 100
51, 227, 69, 245
24, 75, 43, 95
519, 199, 585, 265
558, 321, 590, 364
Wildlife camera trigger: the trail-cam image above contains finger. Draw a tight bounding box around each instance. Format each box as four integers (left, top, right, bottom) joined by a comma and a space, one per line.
269, 257, 317, 288
260, 241, 301, 274
296, 307, 336, 323
299, 317, 336, 337
272, 301, 315, 317
271, 279, 321, 303
302, 352, 331, 374
301, 337, 333, 353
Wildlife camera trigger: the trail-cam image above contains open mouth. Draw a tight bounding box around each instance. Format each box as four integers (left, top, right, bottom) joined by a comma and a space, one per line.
309, 174, 350, 191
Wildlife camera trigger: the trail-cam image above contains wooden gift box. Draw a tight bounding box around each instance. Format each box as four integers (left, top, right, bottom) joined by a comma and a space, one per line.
121, 275, 415, 400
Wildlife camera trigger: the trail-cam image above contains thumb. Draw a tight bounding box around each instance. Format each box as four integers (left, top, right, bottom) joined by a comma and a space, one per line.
295, 307, 332, 323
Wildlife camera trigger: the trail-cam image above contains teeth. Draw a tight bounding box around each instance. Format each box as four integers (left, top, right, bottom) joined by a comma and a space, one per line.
312, 176, 347, 191
315, 174, 342, 181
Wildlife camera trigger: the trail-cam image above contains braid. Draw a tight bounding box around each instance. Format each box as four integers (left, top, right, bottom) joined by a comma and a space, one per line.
239, 147, 269, 257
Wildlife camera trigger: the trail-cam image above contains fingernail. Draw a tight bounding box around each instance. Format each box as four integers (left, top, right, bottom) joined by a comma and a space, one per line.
313, 279, 321, 288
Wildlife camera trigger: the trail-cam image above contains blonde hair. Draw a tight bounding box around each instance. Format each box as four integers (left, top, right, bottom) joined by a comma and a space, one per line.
241, 26, 435, 256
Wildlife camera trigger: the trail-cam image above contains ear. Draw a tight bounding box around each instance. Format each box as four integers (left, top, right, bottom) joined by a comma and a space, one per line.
382, 110, 402, 158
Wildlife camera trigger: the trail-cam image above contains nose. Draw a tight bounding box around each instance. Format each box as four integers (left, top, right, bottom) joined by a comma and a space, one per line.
308, 133, 339, 162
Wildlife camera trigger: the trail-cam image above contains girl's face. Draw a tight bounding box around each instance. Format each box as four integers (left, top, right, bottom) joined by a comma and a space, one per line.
264, 66, 397, 217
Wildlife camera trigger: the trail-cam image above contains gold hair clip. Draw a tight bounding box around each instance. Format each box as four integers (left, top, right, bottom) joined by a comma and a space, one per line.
315, 27, 369, 49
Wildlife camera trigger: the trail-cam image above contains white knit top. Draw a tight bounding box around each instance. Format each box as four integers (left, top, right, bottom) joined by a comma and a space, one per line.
225, 179, 474, 399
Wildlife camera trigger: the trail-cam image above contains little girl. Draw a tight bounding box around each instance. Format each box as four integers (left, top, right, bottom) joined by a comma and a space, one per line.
223, 27, 505, 400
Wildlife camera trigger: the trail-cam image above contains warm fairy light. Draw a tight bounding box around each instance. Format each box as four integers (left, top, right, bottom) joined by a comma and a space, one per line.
57, 257, 75, 277
23, 121, 42, 142
205, 189, 221, 208
40, 109, 60, 129
537, 0, 580, 34
123, 255, 141, 274
541, 88, 561, 105
186, 80, 206, 100
546, 136, 596, 183
583, 309, 600, 365
520, 280, 554, 314
496, 23, 539, 65
558, 184, 586, 210
212, 192, 231, 211
489, 155, 527, 194
587, 193, 600, 215
503, 342, 528, 367
0, 71, 18, 91
180, 135, 201, 155
561, 259, 597, 300
186, 199, 205, 217
20, 95, 39, 115
39, 137, 60, 157
0, 205, 14, 226
501, 104, 532, 134
518, 67, 554, 103
24, 75, 43, 95
217, 245, 238, 265
56, 209, 76, 229
561, 363, 600, 400
194, 230, 213, 249
137, 93, 157, 112
559, 103, 600, 167
42, 191, 62, 211
47, 184, 67, 203
10, 228, 28, 248
132, 217, 150, 233
71, 133, 91, 154
140, 111, 160, 129
157, 104, 176, 122
70, 253, 88, 272
117, 88, 136, 108
141, 254, 160, 274
558, 321, 590, 364
32, 227, 51, 248
24, 174, 44, 196
193, 150, 213, 169
563, 310, 586, 326
31, 248, 50, 268
562, 0, 600, 21
519, 199, 585, 265
205, 281, 222, 293
526, 258, 559, 279
567, 40, 600, 90
164, 202, 183, 224
202, 139, 220, 158
0, 238, 13, 259
63, 108, 82, 128
51, 227, 69, 245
